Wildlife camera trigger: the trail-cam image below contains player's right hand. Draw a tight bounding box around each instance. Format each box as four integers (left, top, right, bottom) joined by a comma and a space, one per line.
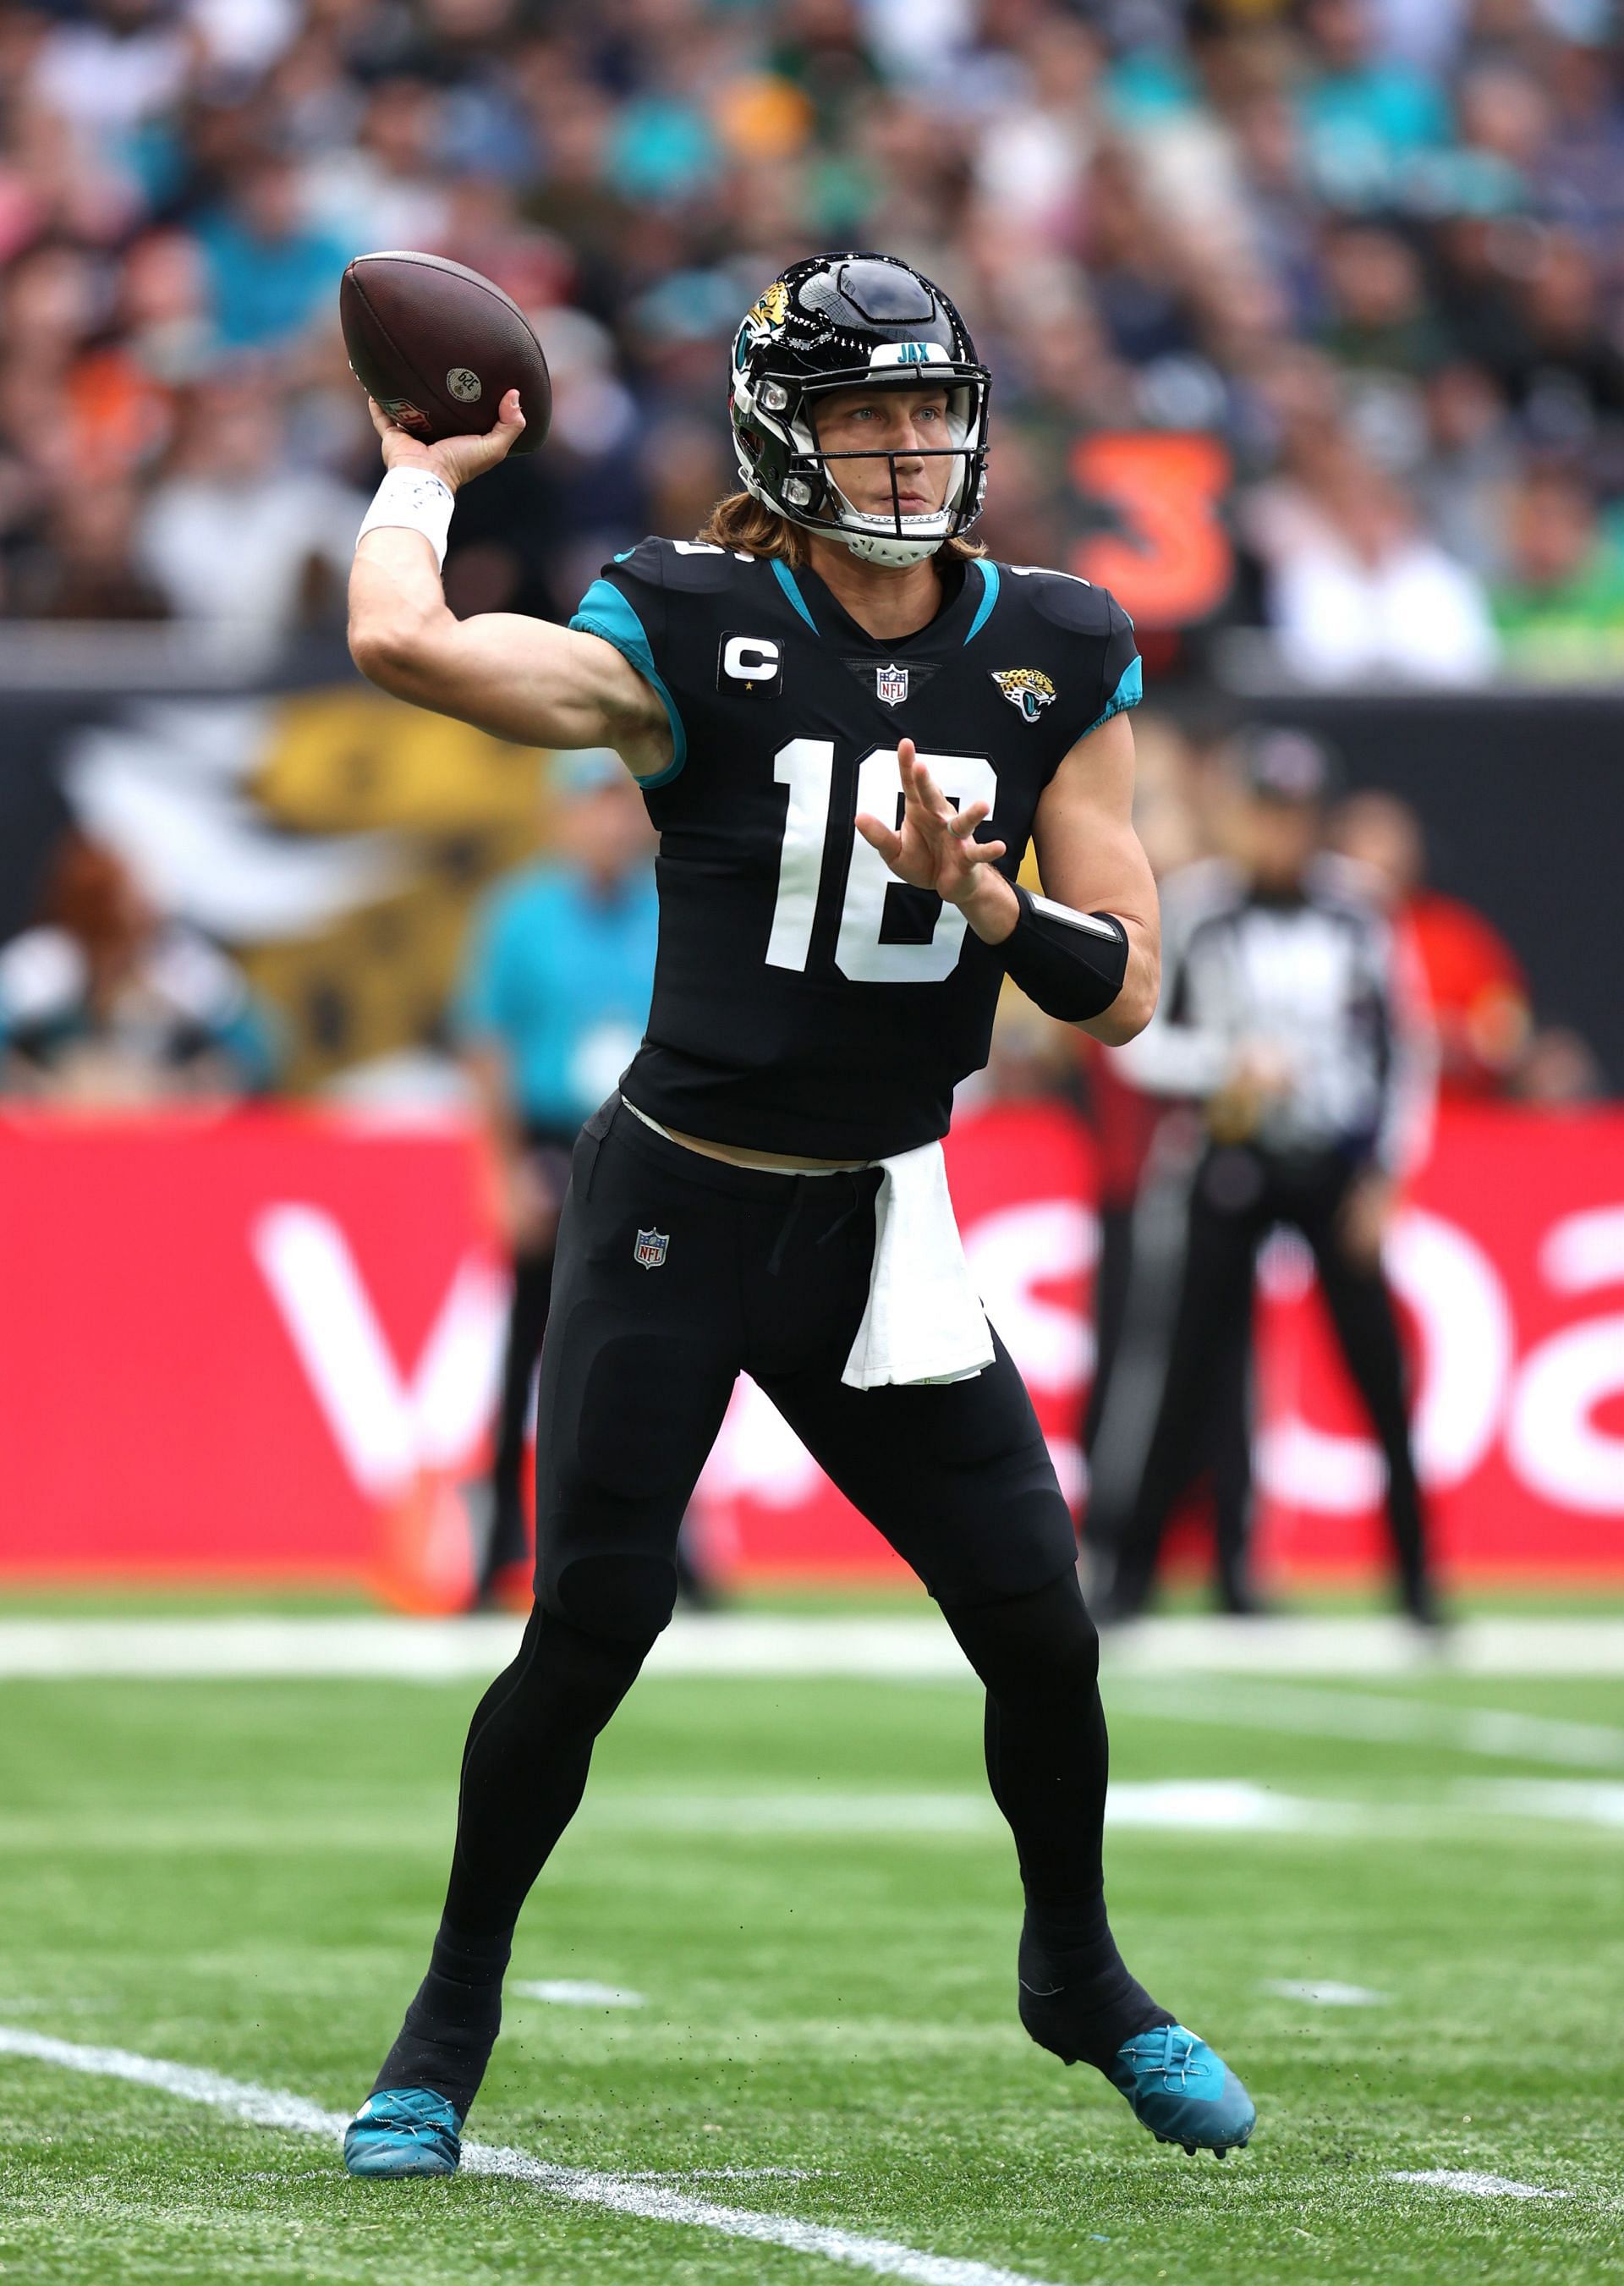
368, 388, 526, 493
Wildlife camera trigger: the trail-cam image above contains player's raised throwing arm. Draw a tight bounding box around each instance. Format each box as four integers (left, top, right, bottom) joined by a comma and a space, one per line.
347, 392, 672, 777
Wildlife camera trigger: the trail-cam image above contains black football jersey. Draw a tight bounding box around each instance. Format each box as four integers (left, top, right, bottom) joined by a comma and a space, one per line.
568, 539, 1141, 1159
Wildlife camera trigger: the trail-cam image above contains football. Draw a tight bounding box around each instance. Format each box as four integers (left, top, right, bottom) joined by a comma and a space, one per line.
339, 250, 551, 455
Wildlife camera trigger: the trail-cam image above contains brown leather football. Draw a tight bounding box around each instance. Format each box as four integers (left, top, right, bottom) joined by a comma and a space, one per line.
340, 250, 551, 455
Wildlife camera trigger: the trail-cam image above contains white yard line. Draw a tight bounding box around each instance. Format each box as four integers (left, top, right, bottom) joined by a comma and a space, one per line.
3, 1612, 1624, 1679
1100, 1616, 1624, 1679
623, 2168, 819, 2181
2, 1780, 1622, 1859
1457, 1779, 1624, 1828
1109, 1678, 1624, 1772
0, 2024, 1067, 2286
0, 1783, 1376, 1853
512, 1980, 647, 2008
1260, 1981, 1388, 2007
1390, 2170, 1569, 2201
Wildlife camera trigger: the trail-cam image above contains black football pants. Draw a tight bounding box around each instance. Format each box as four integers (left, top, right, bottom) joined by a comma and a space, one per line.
1089, 1142, 1432, 1616
484, 1123, 710, 1604
373, 1096, 1166, 2108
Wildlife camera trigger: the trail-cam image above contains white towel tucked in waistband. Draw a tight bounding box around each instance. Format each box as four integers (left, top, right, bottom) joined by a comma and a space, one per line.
842, 1140, 994, 1391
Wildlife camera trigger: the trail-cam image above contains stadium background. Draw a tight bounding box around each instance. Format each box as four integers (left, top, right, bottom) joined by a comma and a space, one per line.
1, 0, 1621, 1600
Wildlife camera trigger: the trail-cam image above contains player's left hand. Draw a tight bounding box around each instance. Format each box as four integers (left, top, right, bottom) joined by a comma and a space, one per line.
856, 739, 1012, 917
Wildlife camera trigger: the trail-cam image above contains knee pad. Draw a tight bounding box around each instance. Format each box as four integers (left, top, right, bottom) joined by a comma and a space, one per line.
546, 1550, 678, 1646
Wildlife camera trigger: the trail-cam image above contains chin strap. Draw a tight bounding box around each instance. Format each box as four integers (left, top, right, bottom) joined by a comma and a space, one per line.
999, 888, 1130, 1023
839, 528, 942, 567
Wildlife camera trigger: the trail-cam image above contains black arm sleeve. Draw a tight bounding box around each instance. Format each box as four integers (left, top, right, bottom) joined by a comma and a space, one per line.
999, 888, 1129, 1022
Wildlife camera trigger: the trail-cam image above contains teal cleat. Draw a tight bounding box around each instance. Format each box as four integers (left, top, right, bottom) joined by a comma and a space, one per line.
1106, 2025, 1255, 2157
343, 2087, 464, 2178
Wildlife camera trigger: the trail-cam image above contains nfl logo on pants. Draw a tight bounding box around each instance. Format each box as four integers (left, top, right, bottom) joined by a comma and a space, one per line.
634, 1227, 668, 1269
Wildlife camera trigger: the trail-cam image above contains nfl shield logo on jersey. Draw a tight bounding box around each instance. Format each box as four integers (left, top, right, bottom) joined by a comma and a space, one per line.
875, 662, 908, 707
633, 1227, 668, 1269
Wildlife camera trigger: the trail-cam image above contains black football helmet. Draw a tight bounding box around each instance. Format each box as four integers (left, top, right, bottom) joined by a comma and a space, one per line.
729, 253, 990, 567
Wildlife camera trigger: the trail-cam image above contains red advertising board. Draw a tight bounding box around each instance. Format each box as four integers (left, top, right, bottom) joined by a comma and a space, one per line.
1, 1103, 1621, 1583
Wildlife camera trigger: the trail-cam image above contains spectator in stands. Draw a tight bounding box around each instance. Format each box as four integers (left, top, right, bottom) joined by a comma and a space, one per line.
1328, 789, 1530, 1100
1295, 0, 1450, 210
195, 148, 349, 354
137, 371, 365, 627
1415, 362, 1519, 580
0, 833, 277, 1102
11, 481, 170, 619
304, 78, 455, 256
28, 0, 190, 144
1498, 235, 1624, 454
1539, 36, 1624, 254
1258, 442, 1499, 686
1318, 223, 1448, 381
1490, 467, 1624, 679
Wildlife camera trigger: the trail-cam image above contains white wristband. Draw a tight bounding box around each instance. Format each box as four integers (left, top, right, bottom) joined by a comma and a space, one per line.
357, 467, 456, 571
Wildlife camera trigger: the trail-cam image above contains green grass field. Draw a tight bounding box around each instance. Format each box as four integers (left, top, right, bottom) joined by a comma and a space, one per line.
2, 1619, 1621, 2285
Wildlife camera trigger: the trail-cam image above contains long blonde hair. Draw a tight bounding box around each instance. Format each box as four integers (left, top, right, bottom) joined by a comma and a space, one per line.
694, 490, 984, 567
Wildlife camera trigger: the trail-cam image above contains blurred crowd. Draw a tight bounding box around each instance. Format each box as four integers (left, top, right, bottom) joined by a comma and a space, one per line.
3, 0, 1624, 682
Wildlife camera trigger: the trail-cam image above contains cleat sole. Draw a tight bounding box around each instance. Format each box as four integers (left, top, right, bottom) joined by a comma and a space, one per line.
1154, 2130, 1251, 2160
345, 2151, 458, 2179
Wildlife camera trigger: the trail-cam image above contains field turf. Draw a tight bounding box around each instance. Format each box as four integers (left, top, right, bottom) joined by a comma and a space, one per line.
1, 1622, 1621, 2284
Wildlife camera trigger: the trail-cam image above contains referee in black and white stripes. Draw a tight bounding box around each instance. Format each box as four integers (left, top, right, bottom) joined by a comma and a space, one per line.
1084, 728, 1444, 1628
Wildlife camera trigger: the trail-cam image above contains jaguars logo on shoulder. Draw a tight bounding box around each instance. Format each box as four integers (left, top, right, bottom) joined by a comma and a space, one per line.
991, 668, 1057, 723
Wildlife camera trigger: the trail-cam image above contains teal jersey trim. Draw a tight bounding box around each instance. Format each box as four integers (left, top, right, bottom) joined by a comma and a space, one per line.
1082, 653, 1143, 738
771, 558, 820, 633
568, 579, 687, 788
963, 558, 1000, 645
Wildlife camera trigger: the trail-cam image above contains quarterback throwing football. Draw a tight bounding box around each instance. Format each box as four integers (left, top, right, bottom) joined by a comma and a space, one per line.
343, 253, 1254, 2174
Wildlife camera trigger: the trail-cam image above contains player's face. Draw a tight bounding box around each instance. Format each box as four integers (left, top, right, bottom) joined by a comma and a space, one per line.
811, 386, 954, 519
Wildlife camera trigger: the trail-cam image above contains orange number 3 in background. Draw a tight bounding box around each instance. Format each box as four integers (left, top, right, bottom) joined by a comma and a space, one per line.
1069, 433, 1234, 629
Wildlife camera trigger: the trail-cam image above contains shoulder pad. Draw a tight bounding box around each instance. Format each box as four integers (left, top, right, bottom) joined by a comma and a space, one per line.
999, 563, 1123, 638
606, 536, 764, 596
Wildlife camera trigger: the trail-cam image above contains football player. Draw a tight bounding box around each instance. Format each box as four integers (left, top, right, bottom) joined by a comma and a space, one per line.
342, 254, 1254, 2174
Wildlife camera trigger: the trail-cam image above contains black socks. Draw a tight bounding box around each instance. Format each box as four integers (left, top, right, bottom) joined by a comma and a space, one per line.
370, 1924, 513, 2116
1017, 1903, 1171, 2073
940, 1572, 1174, 2074
368, 1606, 654, 2119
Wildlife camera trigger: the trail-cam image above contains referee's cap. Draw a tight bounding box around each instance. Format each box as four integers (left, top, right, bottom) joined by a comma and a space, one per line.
1233, 726, 1341, 807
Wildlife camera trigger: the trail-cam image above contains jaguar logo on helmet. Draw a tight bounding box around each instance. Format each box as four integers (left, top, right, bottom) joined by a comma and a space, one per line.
728, 252, 992, 571
991, 668, 1058, 723
744, 281, 790, 338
